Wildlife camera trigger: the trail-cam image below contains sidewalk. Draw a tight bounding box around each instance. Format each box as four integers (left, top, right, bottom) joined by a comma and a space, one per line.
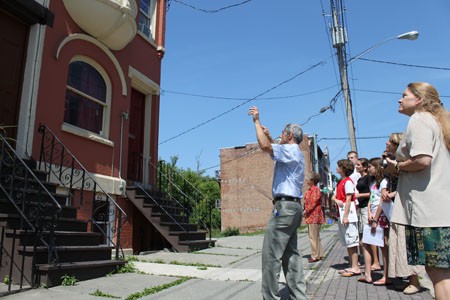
0, 224, 434, 299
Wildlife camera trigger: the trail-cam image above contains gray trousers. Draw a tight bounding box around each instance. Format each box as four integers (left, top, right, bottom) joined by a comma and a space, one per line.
261, 200, 307, 300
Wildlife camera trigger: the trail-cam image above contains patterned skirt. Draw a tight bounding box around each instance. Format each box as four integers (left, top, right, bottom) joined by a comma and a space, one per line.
405, 226, 450, 268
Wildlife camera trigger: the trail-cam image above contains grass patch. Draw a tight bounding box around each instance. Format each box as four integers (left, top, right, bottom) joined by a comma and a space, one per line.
125, 277, 190, 300
169, 260, 221, 268
89, 289, 120, 299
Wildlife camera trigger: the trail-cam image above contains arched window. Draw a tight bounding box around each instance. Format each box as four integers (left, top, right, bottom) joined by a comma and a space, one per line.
64, 60, 109, 136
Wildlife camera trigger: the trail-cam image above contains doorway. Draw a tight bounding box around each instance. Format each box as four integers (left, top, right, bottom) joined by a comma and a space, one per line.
0, 10, 28, 143
127, 89, 146, 182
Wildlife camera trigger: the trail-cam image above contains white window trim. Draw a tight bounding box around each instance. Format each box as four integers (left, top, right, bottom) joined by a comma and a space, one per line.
137, 0, 157, 45
62, 123, 114, 147
64, 55, 112, 139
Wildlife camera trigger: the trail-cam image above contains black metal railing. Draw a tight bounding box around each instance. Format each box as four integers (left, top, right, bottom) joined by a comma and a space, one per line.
135, 184, 188, 232
0, 131, 62, 294
149, 160, 212, 239
36, 124, 127, 259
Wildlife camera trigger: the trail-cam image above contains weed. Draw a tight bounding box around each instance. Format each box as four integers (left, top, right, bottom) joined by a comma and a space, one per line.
169, 260, 220, 268
117, 261, 137, 274
222, 227, 240, 237
89, 288, 120, 298
125, 277, 190, 300
126, 255, 139, 262
60, 274, 78, 286
3, 275, 10, 285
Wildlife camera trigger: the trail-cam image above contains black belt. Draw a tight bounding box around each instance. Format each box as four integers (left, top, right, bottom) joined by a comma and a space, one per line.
273, 196, 301, 204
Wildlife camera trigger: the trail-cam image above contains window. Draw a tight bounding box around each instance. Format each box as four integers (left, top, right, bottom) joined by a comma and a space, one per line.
138, 0, 156, 39
64, 60, 109, 136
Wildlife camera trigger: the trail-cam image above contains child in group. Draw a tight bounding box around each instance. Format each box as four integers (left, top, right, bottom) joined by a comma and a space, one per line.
358, 157, 391, 285
334, 159, 361, 277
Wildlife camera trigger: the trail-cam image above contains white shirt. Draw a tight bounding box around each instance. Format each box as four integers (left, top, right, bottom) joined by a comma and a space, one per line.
271, 143, 305, 199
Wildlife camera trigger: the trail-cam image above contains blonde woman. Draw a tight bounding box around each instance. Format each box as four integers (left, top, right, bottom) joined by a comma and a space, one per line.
386, 82, 450, 299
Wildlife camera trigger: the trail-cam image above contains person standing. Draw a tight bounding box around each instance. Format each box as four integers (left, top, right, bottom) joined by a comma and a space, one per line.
303, 172, 325, 263
386, 82, 450, 300
248, 106, 307, 300
334, 159, 361, 277
384, 133, 422, 295
347, 151, 361, 184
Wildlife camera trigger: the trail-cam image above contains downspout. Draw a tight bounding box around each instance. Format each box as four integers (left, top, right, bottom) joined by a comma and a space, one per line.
119, 111, 129, 193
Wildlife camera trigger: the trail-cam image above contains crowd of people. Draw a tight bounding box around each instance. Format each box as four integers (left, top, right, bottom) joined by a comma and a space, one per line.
249, 82, 449, 300
327, 82, 450, 299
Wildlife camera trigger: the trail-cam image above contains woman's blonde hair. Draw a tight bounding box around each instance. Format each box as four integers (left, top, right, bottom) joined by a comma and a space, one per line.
389, 132, 403, 146
407, 82, 450, 150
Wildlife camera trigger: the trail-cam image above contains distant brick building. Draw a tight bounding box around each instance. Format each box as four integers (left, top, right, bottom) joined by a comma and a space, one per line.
220, 134, 330, 233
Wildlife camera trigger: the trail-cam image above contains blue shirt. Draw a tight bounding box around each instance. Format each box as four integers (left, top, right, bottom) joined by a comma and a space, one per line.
271, 143, 305, 199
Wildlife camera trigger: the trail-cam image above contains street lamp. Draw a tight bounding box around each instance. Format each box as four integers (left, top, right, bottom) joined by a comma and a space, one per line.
334, 30, 419, 152
348, 31, 419, 65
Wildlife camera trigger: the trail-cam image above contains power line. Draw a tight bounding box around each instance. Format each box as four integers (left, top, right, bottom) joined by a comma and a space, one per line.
319, 135, 389, 141
161, 85, 337, 101
171, 0, 252, 13
353, 88, 450, 99
358, 58, 450, 71
159, 61, 326, 145
200, 90, 343, 172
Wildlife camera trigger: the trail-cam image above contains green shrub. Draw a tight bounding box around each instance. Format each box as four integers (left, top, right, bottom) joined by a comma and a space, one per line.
222, 227, 240, 237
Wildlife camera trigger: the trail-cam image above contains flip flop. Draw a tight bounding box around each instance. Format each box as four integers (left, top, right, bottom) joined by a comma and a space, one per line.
373, 279, 393, 286
357, 276, 373, 284
341, 270, 362, 277
338, 268, 352, 274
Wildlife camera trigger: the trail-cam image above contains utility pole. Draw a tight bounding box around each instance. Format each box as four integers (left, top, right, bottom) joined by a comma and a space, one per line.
330, 0, 357, 152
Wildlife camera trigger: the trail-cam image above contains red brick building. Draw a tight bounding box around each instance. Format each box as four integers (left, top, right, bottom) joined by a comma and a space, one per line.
0, 0, 167, 253
220, 135, 331, 233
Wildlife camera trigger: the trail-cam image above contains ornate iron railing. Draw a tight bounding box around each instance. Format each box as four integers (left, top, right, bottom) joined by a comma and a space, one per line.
149, 160, 213, 239
37, 124, 127, 259
0, 131, 61, 294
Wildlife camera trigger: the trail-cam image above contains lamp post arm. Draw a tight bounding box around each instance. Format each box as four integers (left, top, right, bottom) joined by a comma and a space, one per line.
348, 36, 396, 65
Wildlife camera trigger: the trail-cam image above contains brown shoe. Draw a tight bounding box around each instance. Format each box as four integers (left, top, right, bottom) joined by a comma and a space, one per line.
403, 285, 420, 295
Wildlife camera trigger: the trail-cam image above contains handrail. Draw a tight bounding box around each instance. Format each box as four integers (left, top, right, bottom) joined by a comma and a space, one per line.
0, 131, 62, 289
37, 124, 127, 259
149, 159, 212, 239
135, 184, 187, 232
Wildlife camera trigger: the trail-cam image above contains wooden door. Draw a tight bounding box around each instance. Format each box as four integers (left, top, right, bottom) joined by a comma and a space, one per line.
127, 89, 146, 182
0, 10, 28, 142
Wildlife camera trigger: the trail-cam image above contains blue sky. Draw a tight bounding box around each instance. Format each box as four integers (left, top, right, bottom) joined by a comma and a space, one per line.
158, 0, 450, 177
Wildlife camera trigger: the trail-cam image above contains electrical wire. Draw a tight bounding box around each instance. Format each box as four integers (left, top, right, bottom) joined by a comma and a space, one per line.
357, 58, 450, 71
159, 61, 326, 145
200, 90, 343, 173
161, 85, 337, 101
320, 136, 389, 141
353, 88, 449, 99
172, 0, 252, 13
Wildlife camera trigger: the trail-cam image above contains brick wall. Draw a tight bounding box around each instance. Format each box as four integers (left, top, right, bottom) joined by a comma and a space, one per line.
220, 135, 312, 233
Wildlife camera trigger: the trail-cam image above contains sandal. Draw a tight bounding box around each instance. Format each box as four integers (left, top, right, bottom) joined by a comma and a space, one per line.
308, 258, 320, 263
341, 270, 362, 277
357, 276, 372, 284
373, 279, 393, 286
